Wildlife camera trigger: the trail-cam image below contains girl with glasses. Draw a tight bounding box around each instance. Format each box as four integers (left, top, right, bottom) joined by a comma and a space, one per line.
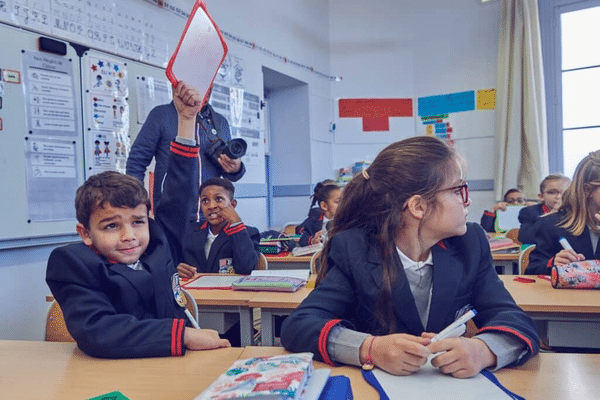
527, 151, 600, 275
281, 136, 539, 378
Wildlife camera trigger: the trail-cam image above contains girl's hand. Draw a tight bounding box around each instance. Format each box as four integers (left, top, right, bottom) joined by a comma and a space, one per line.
427, 337, 496, 379
360, 334, 431, 376
554, 249, 585, 266
311, 231, 323, 244
184, 327, 231, 350
177, 262, 197, 279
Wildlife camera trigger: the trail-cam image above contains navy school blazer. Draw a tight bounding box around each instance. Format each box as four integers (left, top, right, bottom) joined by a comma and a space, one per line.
281, 223, 539, 366
297, 212, 325, 246
526, 211, 600, 275
517, 203, 548, 245
182, 221, 261, 275
46, 141, 199, 358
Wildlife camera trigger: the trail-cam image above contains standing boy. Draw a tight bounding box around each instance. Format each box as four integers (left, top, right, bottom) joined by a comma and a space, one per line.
177, 177, 260, 277
46, 82, 230, 358
518, 174, 571, 244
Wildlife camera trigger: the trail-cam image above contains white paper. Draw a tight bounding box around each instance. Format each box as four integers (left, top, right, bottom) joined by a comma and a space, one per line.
373, 363, 511, 400
183, 275, 241, 289
495, 205, 524, 231
251, 269, 310, 282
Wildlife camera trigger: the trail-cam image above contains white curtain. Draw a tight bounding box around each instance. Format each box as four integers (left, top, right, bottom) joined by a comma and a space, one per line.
494, 0, 549, 200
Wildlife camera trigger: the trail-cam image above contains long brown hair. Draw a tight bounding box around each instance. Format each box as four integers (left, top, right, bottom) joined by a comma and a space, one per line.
317, 136, 458, 332
559, 151, 600, 235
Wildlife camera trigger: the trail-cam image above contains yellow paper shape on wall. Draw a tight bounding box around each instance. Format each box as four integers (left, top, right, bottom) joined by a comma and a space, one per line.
477, 89, 496, 110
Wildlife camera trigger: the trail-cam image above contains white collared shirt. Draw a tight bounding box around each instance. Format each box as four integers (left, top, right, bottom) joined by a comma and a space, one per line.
396, 248, 433, 328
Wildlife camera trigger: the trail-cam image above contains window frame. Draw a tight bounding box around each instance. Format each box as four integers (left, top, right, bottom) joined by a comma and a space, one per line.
539, 0, 600, 174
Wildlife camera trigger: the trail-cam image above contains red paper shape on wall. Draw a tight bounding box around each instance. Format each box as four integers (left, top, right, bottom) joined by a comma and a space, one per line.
338, 98, 413, 131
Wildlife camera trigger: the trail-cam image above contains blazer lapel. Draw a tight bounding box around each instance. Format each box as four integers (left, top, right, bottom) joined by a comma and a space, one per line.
373, 249, 424, 334
427, 241, 462, 333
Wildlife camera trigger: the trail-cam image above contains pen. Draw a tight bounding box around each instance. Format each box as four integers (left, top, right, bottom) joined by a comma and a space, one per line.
431, 309, 477, 343
184, 309, 201, 329
559, 237, 573, 251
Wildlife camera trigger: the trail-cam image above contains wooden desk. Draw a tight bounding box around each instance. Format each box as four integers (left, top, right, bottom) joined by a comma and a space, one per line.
0, 340, 244, 400
248, 286, 314, 346
187, 287, 256, 346
500, 275, 600, 348
240, 346, 600, 400
492, 251, 520, 274
264, 254, 312, 270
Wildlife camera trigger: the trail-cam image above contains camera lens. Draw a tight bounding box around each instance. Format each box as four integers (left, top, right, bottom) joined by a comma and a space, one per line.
225, 138, 247, 159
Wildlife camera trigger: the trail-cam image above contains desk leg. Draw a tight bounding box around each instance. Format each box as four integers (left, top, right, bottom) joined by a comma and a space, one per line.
239, 308, 253, 347
261, 310, 275, 347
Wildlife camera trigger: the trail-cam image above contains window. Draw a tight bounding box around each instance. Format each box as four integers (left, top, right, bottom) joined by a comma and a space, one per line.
540, 0, 600, 177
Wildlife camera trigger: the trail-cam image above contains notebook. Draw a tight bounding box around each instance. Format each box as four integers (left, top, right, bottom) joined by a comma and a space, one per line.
232, 276, 305, 292
195, 353, 314, 400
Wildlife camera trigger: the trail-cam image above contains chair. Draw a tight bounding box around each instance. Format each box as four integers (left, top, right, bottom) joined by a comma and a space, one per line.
506, 228, 521, 246
309, 250, 322, 274
45, 301, 75, 342
181, 288, 199, 327
519, 245, 536, 274
282, 221, 302, 236
257, 252, 268, 270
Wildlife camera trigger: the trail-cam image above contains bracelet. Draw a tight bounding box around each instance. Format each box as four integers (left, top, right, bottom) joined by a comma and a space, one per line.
362, 335, 376, 371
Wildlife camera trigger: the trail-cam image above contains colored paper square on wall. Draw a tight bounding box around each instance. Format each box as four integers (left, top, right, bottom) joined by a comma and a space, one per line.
477, 89, 496, 110
363, 117, 389, 131
417, 91, 475, 117
339, 98, 413, 118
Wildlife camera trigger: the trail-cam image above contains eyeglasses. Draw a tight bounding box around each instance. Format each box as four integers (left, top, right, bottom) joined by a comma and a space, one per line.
506, 197, 526, 204
437, 183, 469, 204
543, 189, 561, 196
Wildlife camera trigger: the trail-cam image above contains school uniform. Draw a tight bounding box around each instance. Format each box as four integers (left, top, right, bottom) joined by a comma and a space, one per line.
480, 210, 497, 232
526, 211, 600, 275
517, 203, 550, 244
297, 212, 324, 246
46, 140, 198, 358
281, 223, 539, 367
182, 221, 260, 275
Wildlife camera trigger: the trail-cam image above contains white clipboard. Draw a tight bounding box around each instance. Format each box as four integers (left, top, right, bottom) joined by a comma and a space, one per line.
166, 1, 228, 106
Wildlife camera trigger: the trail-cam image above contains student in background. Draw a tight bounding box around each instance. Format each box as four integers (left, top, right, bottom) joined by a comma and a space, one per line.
517, 174, 571, 244
46, 82, 231, 358
177, 177, 260, 277
480, 188, 526, 232
297, 181, 342, 246
526, 152, 600, 275
281, 136, 539, 378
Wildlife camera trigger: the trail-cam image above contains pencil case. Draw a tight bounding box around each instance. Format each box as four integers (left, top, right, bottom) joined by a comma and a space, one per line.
551, 260, 600, 289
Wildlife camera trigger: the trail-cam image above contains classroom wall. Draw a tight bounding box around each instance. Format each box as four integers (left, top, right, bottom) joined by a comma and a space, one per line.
328, 0, 501, 221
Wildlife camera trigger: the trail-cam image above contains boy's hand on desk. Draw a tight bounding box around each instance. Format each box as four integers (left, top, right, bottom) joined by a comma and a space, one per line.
184, 328, 231, 350
177, 262, 197, 279
173, 81, 203, 120
427, 337, 496, 379
361, 334, 431, 376
554, 249, 585, 266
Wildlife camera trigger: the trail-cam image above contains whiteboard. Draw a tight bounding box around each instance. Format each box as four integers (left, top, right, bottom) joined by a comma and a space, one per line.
0, 23, 84, 241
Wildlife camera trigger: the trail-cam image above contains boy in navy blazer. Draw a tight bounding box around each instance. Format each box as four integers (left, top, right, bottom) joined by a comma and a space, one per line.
46, 82, 231, 358
177, 178, 260, 277
518, 174, 570, 244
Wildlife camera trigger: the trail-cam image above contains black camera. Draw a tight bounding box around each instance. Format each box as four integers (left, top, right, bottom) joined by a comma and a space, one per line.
205, 138, 247, 168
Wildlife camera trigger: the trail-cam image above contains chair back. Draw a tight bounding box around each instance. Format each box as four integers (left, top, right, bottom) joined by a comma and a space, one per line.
310, 250, 322, 274
506, 228, 521, 246
256, 252, 268, 270
181, 288, 199, 326
45, 301, 75, 342
519, 245, 536, 274
282, 221, 302, 236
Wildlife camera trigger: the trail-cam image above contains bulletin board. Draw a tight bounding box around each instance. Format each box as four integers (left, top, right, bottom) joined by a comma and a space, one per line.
0, 23, 84, 242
